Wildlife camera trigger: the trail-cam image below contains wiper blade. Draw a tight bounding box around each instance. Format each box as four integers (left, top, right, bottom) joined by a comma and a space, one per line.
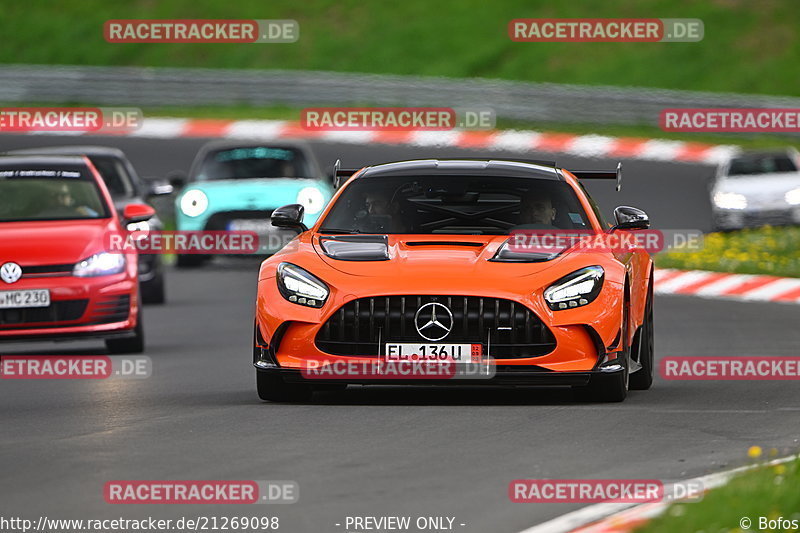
318, 228, 363, 234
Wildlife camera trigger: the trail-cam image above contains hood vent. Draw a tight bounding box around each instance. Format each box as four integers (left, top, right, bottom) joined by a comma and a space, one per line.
319, 235, 389, 261
404, 241, 484, 247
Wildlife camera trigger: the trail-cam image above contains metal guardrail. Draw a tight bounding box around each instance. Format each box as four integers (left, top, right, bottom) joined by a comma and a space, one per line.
2, 64, 800, 127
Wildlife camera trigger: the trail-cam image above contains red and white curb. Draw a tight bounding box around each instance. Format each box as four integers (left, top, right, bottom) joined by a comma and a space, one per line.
655, 268, 800, 304
21, 117, 739, 164
518, 455, 798, 533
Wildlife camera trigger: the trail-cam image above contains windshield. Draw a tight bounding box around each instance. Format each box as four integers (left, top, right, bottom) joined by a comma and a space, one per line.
728, 155, 798, 176
195, 147, 314, 181
319, 175, 590, 234
90, 155, 135, 197
0, 165, 110, 222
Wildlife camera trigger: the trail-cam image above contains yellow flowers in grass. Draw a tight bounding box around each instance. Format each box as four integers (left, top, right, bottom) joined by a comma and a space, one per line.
654, 226, 800, 278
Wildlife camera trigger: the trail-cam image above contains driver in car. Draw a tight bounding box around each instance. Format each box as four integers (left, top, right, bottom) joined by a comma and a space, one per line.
44, 184, 99, 218
357, 191, 406, 233
516, 189, 558, 229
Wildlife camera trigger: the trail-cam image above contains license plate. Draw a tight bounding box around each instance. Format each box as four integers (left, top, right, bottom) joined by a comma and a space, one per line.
385, 343, 483, 363
0, 289, 50, 309
228, 219, 273, 233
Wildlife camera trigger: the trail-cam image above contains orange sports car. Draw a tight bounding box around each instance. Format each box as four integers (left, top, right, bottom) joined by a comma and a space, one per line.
253, 159, 654, 402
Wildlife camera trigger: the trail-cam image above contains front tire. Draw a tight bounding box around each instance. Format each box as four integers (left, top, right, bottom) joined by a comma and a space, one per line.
105, 307, 145, 354
256, 372, 313, 402
629, 280, 654, 391
140, 274, 166, 305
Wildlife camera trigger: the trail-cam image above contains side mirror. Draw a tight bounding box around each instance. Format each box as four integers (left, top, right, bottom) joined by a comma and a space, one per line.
167, 170, 187, 190
271, 204, 308, 231
123, 203, 156, 224
612, 206, 649, 230
145, 178, 174, 197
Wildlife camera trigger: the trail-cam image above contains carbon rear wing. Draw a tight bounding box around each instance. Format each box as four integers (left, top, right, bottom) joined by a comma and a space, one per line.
571, 162, 622, 191
333, 159, 359, 189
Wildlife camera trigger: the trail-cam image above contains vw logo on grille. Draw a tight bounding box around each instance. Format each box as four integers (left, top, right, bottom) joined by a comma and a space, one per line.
414, 302, 453, 342
0, 262, 22, 284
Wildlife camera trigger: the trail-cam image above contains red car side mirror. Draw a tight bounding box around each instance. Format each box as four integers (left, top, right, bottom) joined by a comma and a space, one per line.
123, 203, 155, 223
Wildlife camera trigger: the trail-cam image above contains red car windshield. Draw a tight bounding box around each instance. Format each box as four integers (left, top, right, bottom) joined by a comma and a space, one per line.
0, 165, 110, 222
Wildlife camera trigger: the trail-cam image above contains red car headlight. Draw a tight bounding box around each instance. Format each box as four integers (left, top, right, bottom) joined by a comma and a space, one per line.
73, 253, 126, 277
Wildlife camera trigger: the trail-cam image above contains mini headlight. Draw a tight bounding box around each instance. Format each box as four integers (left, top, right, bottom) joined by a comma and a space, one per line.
180, 189, 209, 217
785, 188, 800, 206
276, 263, 329, 308
73, 253, 126, 277
713, 191, 747, 210
543, 266, 604, 310
297, 186, 325, 215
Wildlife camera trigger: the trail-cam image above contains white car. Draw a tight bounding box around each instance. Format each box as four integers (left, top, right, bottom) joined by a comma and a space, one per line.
711, 148, 800, 231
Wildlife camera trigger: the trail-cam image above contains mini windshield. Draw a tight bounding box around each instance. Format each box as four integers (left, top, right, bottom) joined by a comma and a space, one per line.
0, 166, 109, 222
195, 147, 314, 180
319, 175, 590, 234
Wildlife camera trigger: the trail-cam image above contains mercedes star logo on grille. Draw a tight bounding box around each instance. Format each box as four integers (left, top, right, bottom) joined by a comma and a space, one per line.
414, 302, 454, 342
0, 262, 22, 284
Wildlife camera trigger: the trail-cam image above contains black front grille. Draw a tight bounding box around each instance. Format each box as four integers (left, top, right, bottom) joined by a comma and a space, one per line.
21, 264, 74, 278
87, 294, 131, 324
0, 299, 88, 327
204, 210, 274, 231
316, 295, 556, 358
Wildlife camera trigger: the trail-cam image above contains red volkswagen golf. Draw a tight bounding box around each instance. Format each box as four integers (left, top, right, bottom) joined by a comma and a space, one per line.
0, 155, 154, 353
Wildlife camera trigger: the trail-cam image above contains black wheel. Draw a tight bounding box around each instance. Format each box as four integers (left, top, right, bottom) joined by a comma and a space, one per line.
629, 280, 654, 391
140, 274, 166, 305
256, 372, 313, 402
105, 306, 145, 354
176, 254, 209, 268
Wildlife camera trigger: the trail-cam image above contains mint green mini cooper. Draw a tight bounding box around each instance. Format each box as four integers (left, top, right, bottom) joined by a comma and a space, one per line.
174, 141, 333, 267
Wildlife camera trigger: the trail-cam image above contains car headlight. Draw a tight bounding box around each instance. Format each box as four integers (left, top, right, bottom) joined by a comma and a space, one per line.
180, 189, 209, 217
713, 191, 747, 210
785, 188, 800, 206
73, 253, 126, 277
276, 263, 329, 308
543, 266, 604, 311
296, 186, 325, 215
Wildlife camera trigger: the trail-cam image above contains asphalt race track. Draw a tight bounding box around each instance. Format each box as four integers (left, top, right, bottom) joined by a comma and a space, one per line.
1, 134, 799, 533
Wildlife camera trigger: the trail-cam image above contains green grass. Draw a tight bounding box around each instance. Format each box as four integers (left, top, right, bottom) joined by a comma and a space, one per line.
1, 0, 799, 96
637, 455, 800, 533
656, 226, 800, 278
